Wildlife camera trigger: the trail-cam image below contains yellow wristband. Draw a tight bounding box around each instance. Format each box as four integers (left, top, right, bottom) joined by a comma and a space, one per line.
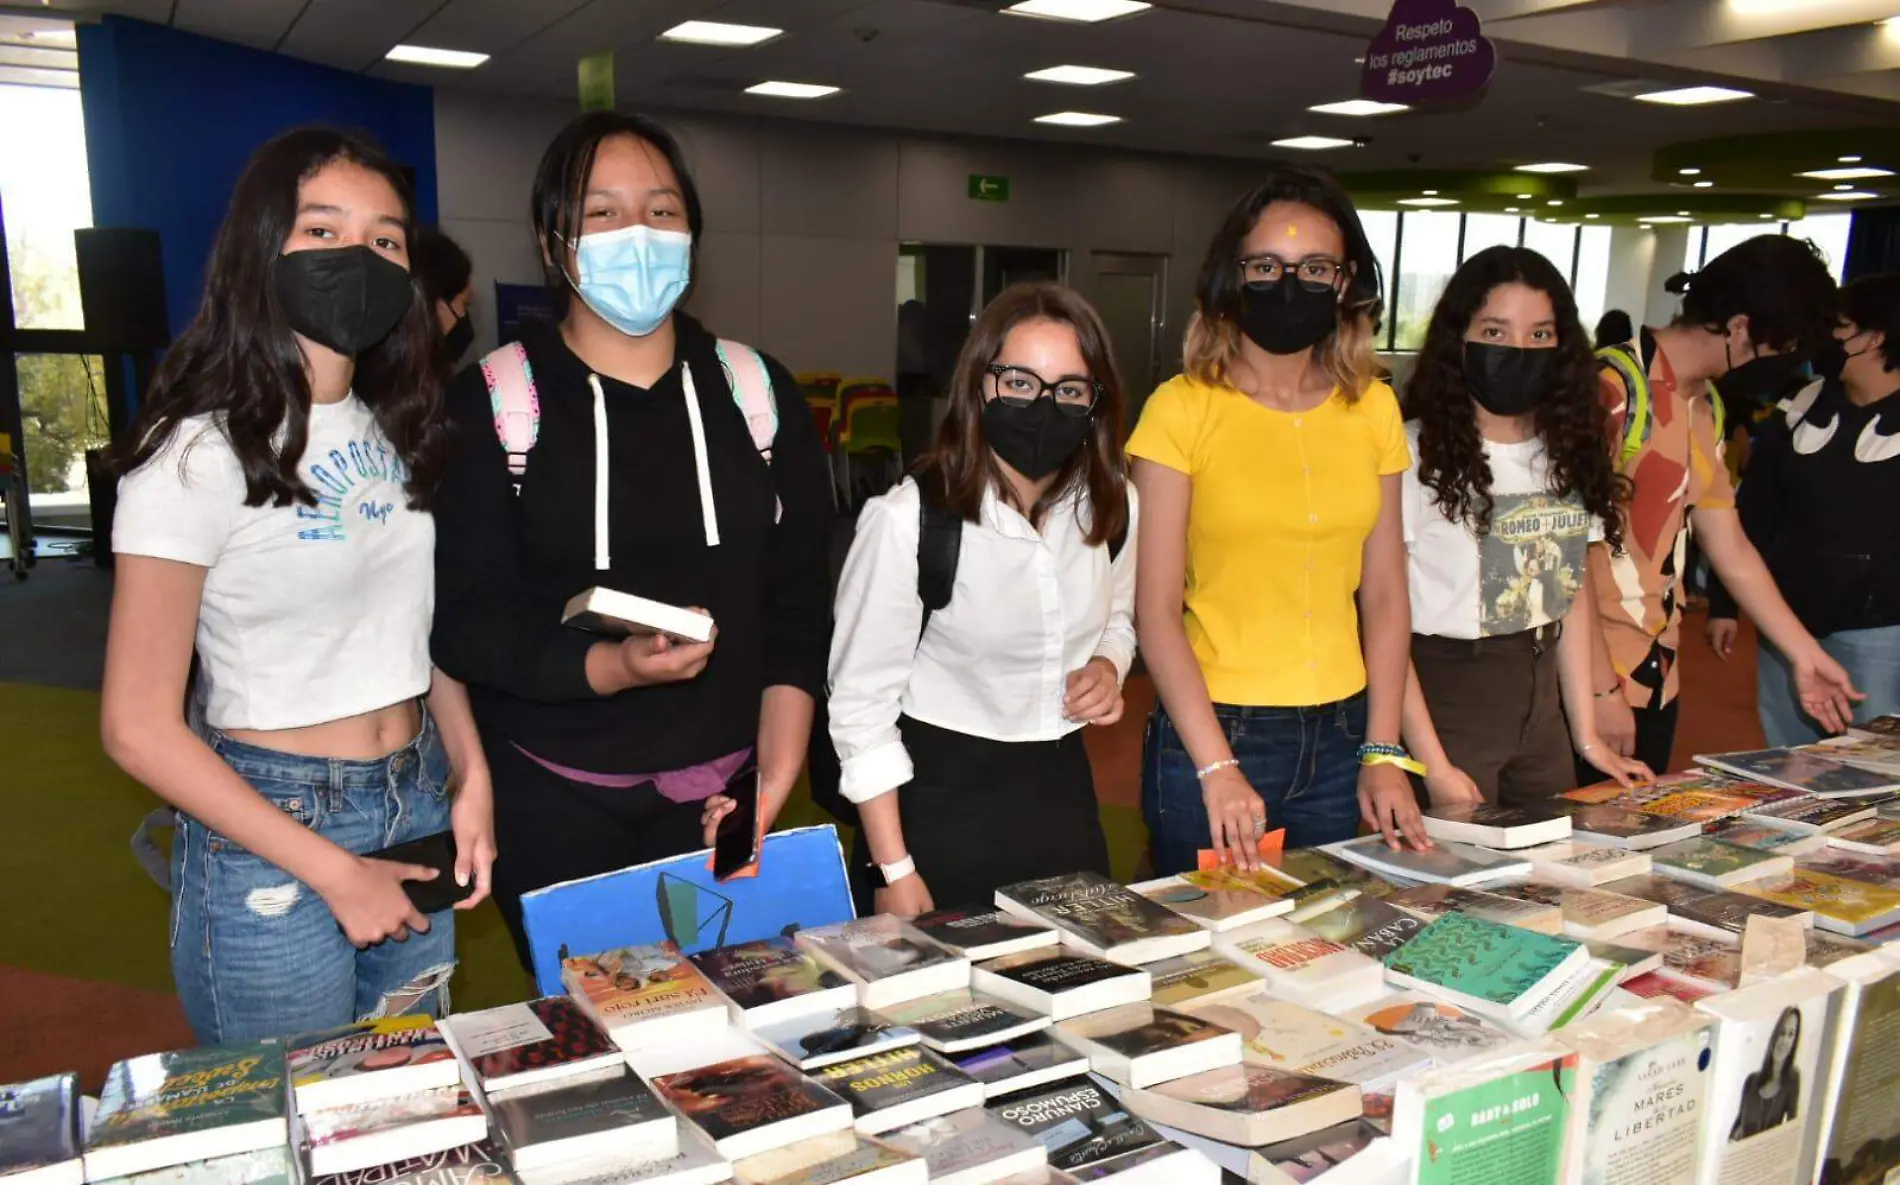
1361, 751, 1428, 777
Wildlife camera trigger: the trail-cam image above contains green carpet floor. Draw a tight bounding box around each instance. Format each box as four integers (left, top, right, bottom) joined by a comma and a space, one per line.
1, 681, 1152, 1013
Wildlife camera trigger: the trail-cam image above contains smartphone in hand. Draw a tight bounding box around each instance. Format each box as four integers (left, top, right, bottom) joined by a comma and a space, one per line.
713, 760, 763, 882
363, 830, 473, 913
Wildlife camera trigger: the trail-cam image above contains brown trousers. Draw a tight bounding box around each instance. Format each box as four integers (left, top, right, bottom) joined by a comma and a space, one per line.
1410, 625, 1575, 808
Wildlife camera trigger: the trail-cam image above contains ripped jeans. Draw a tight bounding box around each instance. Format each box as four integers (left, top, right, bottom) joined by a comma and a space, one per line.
170, 712, 456, 1043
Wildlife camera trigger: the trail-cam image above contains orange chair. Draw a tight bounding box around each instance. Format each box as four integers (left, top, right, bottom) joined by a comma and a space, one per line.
838, 390, 902, 505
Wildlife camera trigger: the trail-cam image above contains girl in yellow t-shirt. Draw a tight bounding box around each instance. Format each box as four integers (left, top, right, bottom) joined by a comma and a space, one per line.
1128, 165, 1427, 873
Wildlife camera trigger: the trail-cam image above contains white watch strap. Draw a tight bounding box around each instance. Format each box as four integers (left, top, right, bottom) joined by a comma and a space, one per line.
879, 855, 916, 885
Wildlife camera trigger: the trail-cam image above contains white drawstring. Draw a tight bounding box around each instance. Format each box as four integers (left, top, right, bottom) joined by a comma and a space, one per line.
682, 362, 720, 547
589, 373, 610, 571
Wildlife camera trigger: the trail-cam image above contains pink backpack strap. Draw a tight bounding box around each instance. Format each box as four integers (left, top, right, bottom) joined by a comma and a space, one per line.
480, 342, 540, 491
716, 339, 781, 521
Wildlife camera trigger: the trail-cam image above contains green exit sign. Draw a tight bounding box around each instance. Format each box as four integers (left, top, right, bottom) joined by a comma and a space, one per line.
968, 174, 1011, 202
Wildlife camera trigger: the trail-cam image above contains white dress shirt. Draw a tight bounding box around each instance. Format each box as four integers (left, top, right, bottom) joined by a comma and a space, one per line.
827, 477, 1140, 804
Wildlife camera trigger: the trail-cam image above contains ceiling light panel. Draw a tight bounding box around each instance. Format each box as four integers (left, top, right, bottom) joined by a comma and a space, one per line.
385, 44, 489, 68
745, 81, 840, 99
1006, 0, 1152, 22
1799, 167, 1893, 181
1035, 111, 1122, 126
1271, 135, 1356, 150
1308, 99, 1408, 117
659, 21, 782, 47
1515, 162, 1588, 174
1634, 85, 1753, 105
1024, 65, 1136, 85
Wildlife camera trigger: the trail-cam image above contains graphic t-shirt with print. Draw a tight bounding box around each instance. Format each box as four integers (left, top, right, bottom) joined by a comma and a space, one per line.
113, 394, 434, 731
1588, 335, 1735, 710
1403, 422, 1603, 640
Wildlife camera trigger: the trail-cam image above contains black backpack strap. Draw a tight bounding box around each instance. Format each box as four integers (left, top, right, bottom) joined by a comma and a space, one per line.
915, 478, 962, 641
1107, 488, 1129, 562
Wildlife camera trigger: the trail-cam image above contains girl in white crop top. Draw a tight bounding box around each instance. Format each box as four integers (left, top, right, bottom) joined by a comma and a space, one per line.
102, 127, 494, 1043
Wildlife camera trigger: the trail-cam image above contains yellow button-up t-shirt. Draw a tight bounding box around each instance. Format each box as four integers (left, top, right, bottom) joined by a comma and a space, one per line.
1127, 374, 1410, 707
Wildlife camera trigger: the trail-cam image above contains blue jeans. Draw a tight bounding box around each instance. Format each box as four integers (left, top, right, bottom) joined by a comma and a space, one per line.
1758, 625, 1900, 747
1142, 694, 1367, 877
170, 712, 456, 1043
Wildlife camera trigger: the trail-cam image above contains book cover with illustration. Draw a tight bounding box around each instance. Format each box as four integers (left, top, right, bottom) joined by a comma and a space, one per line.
1391, 1047, 1577, 1185
306, 1141, 509, 1185
1185, 988, 1431, 1100
1052, 1004, 1241, 1087
987, 1080, 1168, 1173
1698, 748, 1900, 797
1797, 849, 1900, 889
303, 1087, 486, 1170
1133, 869, 1296, 931
689, 937, 853, 1014
1619, 927, 1743, 992
1562, 805, 1703, 850
1322, 837, 1529, 886
1383, 913, 1588, 1018
874, 988, 1049, 1052
996, 871, 1203, 962
1823, 817, 1900, 854
0, 1073, 80, 1183
753, 1006, 920, 1071
1214, 917, 1383, 1006
948, 1032, 1088, 1099
1739, 869, 1900, 936
1650, 836, 1792, 888
793, 917, 964, 986
1616, 881, 1814, 938
1386, 883, 1564, 934
1800, 734, 1900, 778
85, 1045, 288, 1181
1144, 951, 1257, 1009
489, 1070, 673, 1165
1557, 1003, 1715, 1185
652, 1054, 849, 1153
1294, 897, 1424, 960
1741, 796, 1882, 834
561, 944, 727, 1040
882, 1107, 1046, 1183
910, 908, 1057, 960
286, 1017, 460, 1110
98, 1147, 296, 1185
1338, 994, 1516, 1065
443, 998, 620, 1091
810, 1045, 981, 1133
1815, 955, 1900, 1185
1705, 820, 1829, 856
1635, 790, 1763, 824
1693, 967, 1841, 1185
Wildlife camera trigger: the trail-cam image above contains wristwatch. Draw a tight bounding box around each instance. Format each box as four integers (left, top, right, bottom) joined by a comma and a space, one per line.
878, 854, 917, 885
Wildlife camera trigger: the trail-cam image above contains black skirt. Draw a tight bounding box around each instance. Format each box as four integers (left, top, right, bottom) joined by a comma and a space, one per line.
850, 715, 1111, 913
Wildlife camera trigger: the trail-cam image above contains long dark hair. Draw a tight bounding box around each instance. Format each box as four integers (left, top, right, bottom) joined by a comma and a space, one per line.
1404, 245, 1626, 551
1184, 164, 1384, 399
118, 127, 448, 509
918, 282, 1128, 547
531, 111, 702, 307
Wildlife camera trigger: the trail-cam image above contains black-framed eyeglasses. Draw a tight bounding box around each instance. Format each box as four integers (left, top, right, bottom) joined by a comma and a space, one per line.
1237, 254, 1345, 289
986, 364, 1100, 419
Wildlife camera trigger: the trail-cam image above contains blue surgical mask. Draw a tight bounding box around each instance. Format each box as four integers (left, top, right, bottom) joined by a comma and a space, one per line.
564, 224, 691, 337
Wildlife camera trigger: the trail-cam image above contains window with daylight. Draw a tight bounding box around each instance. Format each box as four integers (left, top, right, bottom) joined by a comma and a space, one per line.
1459, 213, 1520, 263
1392, 211, 1460, 351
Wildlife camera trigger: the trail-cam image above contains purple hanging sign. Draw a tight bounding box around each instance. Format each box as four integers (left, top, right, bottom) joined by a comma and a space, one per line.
1361, 0, 1496, 106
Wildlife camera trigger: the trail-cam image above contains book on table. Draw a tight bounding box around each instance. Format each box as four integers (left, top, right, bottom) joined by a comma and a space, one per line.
95, 1147, 297, 1185
1801, 928, 1874, 968
1128, 867, 1299, 932
994, 872, 1208, 966
1141, 951, 1257, 1010
1384, 882, 1565, 935
440, 998, 622, 1095
1180, 986, 1431, 1101
1581, 938, 1664, 980
872, 989, 1048, 1055
1703, 819, 1829, 857
512, 1128, 731, 1185
810, 1046, 985, 1136
1516, 840, 1652, 888
1388, 1042, 1579, 1185
1617, 927, 1743, 993
640, 1034, 853, 1163
967, 951, 1151, 1022
1417, 802, 1571, 849
1740, 795, 1884, 835
1736, 868, 1900, 936
1647, 836, 1794, 890
882, 1108, 1048, 1185
794, 917, 971, 1011
561, 588, 714, 644
1601, 876, 1814, 940
561, 944, 730, 1054
728, 1130, 925, 1185
1244, 1120, 1396, 1185
286, 1017, 462, 1113
1551, 998, 1715, 1185
1696, 747, 1900, 798
688, 937, 857, 1030
1810, 952, 1900, 1185
302, 1087, 488, 1178
1117, 1063, 1361, 1149
304, 1140, 517, 1185
1560, 804, 1704, 850
1631, 788, 1765, 825
1335, 992, 1516, 1065
1821, 817, 1900, 855
1050, 1004, 1242, 1089
1486, 881, 1667, 941
1212, 917, 1386, 1010
83, 1043, 289, 1182
489, 1067, 677, 1174
753, 1006, 921, 1072
0, 1073, 81, 1185
1490, 956, 1624, 1040
985, 1079, 1211, 1183
1380, 912, 1590, 1022
909, 909, 1059, 961
1288, 896, 1427, 961
1797, 847, 1900, 889
1796, 733, 1900, 779
1621, 970, 1722, 1006
1320, 837, 1530, 887
947, 1033, 1090, 1101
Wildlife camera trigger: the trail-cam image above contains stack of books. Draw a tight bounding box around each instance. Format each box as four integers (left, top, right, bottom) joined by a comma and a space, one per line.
288, 1017, 485, 1178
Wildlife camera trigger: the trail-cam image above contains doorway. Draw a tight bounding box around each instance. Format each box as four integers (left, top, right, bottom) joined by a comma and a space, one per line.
1091, 252, 1167, 430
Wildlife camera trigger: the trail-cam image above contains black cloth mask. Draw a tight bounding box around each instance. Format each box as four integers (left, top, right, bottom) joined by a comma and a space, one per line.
275, 245, 413, 356
1721, 337, 1807, 408
445, 311, 475, 364
1812, 335, 1870, 384
1239, 279, 1339, 356
1463, 342, 1559, 417
982, 396, 1093, 481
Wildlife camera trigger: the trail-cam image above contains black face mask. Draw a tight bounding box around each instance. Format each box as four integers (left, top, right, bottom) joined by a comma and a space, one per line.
445, 311, 474, 364
983, 396, 1093, 481
1720, 338, 1807, 407
1239, 279, 1339, 356
275, 245, 413, 356
1463, 342, 1559, 417
1812, 334, 1871, 384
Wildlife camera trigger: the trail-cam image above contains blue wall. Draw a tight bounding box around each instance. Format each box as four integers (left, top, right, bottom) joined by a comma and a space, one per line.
78, 16, 438, 343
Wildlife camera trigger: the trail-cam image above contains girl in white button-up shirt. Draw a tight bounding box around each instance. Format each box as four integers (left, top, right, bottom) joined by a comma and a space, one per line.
827, 282, 1138, 917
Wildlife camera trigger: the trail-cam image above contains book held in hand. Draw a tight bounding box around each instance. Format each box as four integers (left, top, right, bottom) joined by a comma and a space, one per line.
811, 1046, 985, 1136
873, 989, 1048, 1054
561, 944, 730, 1053
995, 872, 1207, 967
0, 1074, 81, 1185
948, 1033, 1090, 1101
1118, 1064, 1361, 1149
84, 1043, 288, 1182
441, 998, 622, 1095
1381, 912, 1590, 1021
1417, 802, 1570, 849
794, 917, 970, 1010
562, 588, 714, 644
303, 1088, 489, 1178
286, 1017, 461, 1113
910, 909, 1059, 961
689, 937, 857, 1030
753, 1006, 921, 1071
1051, 1004, 1241, 1089
489, 1067, 676, 1173
968, 951, 1151, 1022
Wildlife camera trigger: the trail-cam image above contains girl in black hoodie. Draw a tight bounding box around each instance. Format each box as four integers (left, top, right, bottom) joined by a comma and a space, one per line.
431, 112, 831, 964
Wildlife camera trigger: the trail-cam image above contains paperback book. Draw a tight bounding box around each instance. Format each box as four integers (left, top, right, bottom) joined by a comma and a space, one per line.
1417, 802, 1570, 849
948, 1032, 1089, 1100
1245, 1120, 1393, 1185
689, 938, 857, 1029
1696, 748, 1900, 798
1738, 868, 1900, 936
883, 1108, 1047, 1185
1183, 987, 1432, 1101
85, 1044, 288, 1182
1692, 966, 1842, 1185
1812, 953, 1900, 1185
1801, 734, 1900, 778
1797, 848, 1900, 889
754, 1007, 921, 1072
489, 1068, 676, 1172
1051, 1004, 1242, 1089
650, 1050, 853, 1162
97, 1148, 296, 1185
810, 1046, 985, 1135
1518, 841, 1652, 888
1289, 897, 1425, 961
1555, 1000, 1715, 1185
1606, 878, 1813, 939
0, 1073, 81, 1185
1212, 917, 1385, 1009
304, 1140, 514, 1185
442, 998, 622, 1095
286, 1017, 461, 1112
873, 989, 1049, 1053
1740, 796, 1882, 835
1321, 837, 1530, 887
1486, 882, 1667, 941
1120, 1064, 1361, 1149
1389, 1045, 1578, 1185
1381, 912, 1590, 1021
1563, 804, 1704, 851
561, 945, 730, 1053
1336, 993, 1516, 1065
910, 909, 1058, 962
995, 872, 1208, 966
1634, 789, 1764, 825
1649, 837, 1793, 890
1129, 869, 1297, 932
729, 1130, 923, 1185
1142, 951, 1257, 1010
986, 1080, 1170, 1175
1493, 957, 1623, 1039
561, 588, 713, 644
1703, 820, 1829, 857
1620, 928, 1743, 992
1823, 817, 1900, 855
968, 951, 1151, 1022
1385, 883, 1565, 935
794, 918, 970, 1011
303, 1087, 488, 1177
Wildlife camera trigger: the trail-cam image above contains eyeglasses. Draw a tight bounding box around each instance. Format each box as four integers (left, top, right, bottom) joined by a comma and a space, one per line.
1237, 254, 1345, 288
987, 364, 1100, 419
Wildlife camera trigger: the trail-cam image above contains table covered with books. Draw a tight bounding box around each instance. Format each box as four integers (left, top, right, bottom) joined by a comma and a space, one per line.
10, 726, 1900, 1185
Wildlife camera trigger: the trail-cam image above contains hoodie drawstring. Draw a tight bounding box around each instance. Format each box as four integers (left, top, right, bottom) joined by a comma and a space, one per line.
588, 363, 721, 572
681, 363, 720, 548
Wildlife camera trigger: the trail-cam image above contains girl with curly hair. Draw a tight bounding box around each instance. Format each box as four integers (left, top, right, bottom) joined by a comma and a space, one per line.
1398, 246, 1651, 806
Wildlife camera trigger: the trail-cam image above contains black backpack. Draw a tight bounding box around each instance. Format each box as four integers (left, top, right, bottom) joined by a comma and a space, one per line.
806, 478, 1127, 824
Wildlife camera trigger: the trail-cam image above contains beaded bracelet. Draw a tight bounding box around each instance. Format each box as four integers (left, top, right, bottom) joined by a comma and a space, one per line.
1195, 758, 1241, 781
1357, 742, 1427, 776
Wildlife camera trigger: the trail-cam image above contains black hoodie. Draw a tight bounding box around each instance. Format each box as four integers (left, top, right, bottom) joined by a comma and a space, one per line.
431, 313, 830, 772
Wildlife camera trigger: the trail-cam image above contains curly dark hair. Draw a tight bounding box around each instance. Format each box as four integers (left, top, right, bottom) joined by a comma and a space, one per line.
1402, 245, 1626, 552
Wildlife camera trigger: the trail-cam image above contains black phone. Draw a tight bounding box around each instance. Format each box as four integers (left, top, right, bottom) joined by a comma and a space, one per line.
364, 830, 474, 914
713, 760, 762, 882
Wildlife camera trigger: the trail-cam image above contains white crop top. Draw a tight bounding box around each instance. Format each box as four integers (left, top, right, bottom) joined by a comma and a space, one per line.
113, 396, 434, 731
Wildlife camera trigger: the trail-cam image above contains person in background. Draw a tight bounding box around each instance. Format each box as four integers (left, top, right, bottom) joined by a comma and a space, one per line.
101, 128, 495, 1042
429, 112, 831, 966
1129, 166, 1424, 871
1594, 309, 1634, 353
1585, 235, 1860, 775
1398, 246, 1651, 807
1707, 273, 1900, 744
413, 225, 475, 365
828, 282, 1135, 915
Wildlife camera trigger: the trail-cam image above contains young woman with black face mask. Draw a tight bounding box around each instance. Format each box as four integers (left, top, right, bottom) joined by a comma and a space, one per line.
827, 283, 1133, 916
1398, 247, 1650, 807
1582, 235, 1861, 775
101, 128, 495, 1042
1129, 166, 1425, 871
1707, 273, 1900, 745
413, 225, 475, 364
